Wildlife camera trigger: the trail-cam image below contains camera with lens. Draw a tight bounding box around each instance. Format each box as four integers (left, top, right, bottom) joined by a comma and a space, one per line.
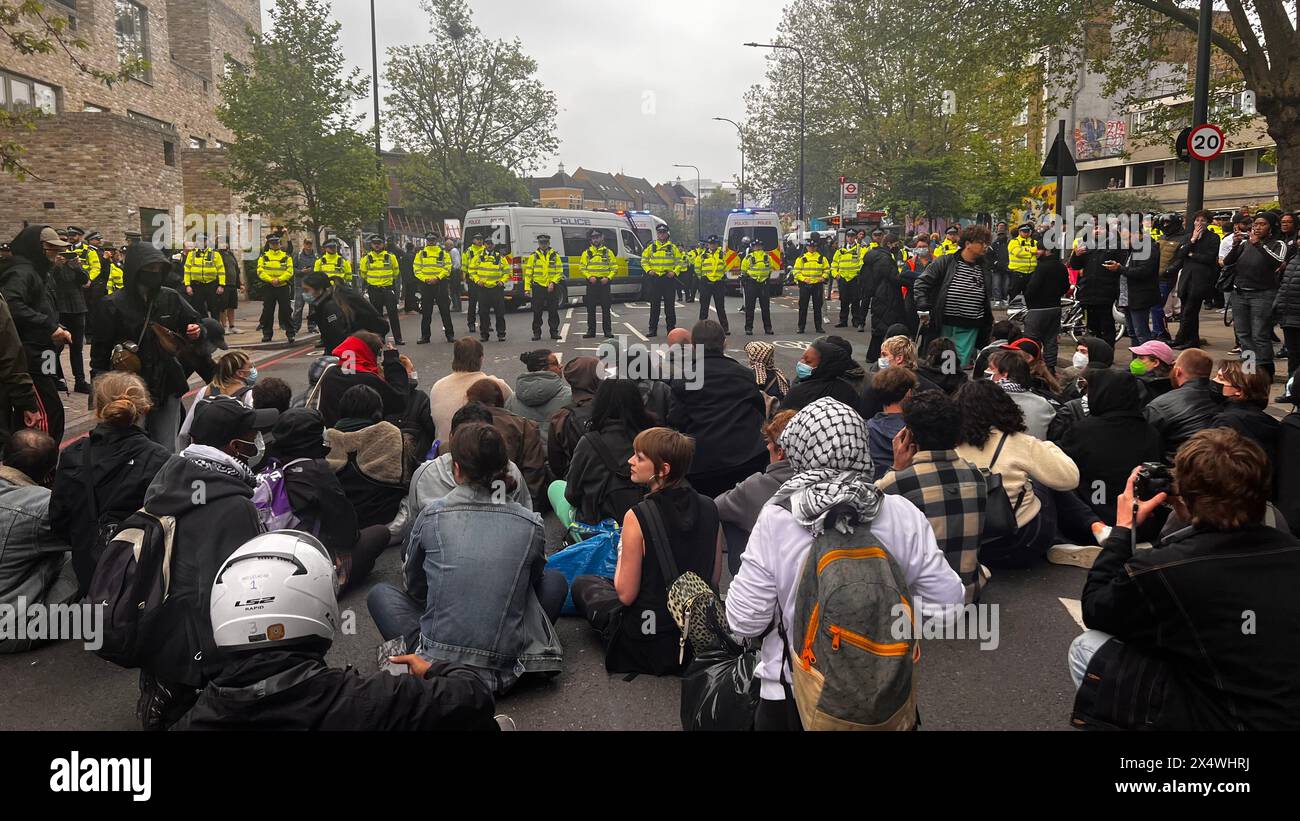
1135, 462, 1174, 500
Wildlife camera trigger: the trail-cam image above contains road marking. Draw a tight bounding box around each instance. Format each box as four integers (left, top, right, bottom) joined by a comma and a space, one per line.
565, 308, 574, 320
623, 323, 648, 342
1059, 597, 1086, 631
559, 322, 569, 342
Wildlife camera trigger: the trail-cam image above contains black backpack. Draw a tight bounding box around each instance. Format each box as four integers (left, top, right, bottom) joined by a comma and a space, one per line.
85, 509, 178, 669
582, 431, 645, 523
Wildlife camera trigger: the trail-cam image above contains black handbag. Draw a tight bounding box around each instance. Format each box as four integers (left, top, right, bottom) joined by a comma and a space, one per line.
979, 432, 1026, 543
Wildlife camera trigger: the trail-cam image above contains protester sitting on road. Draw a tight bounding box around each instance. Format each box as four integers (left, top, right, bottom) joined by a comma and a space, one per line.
599, 336, 672, 423
389, 402, 530, 544
1143, 348, 1219, 460
781, 335, 865, 415
1054, 369, 1165, 562
461, 378, 548, 504
177, 349, 256, 450
137, 395, 277, 730
669, 320, 770, 498
558, 379, 652, 529
505, 349, 571, 448
860, 334, 942, 418
1210, 359, 1279, 456
0, 289, 41, 453
746, 340, 790, 408
428, 337, 513, 442
0, 430, 77, 654
876, 390, 989, 603
917, 337, 968, 395
175, 531, 499, 731
1059, 335, 1116, 401
546, 356, 602, 479
726, 397, 964, 731
325, 385, 414, 529
867, 366, 917, 480
315, 331, 412, 428
573, 427, 723, 677
999, 338, 1063, 399
971, 319, 1023, 380
299, 271, 389, 357
368, 422, 565, 695
955, 380, 1084, 567
1071, 428, 1300, 730
1128, 339, 1175, 402
49, 372, 170, 594
715, 410, 796, 574
248, 376, 292, 471
261, 408, 389, 594
986, 350, 1057, 440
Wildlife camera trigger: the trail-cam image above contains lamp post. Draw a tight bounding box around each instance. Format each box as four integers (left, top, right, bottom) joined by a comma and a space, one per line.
745, 42, 805, 229
713, 117, 745, 209
1184, 0, 1213, 222
370, 0, 385, 241
673, 163, 703, 243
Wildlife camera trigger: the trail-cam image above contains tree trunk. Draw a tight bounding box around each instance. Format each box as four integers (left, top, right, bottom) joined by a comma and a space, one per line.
1270, 115, 1300, 210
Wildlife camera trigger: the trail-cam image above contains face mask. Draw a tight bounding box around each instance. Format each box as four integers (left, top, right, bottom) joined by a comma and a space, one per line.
232, 433, 264, 465
1072, 352, 1089, 370
1209, 380, 1228, 402
795, 362, 814, 380
138, 269, 165, 291
408, 372, 418, 389
985, 370, 999, 380
877, 357, 891, 370
1129, 359, 1149, 376
302, 293, 317, 305
244, 367, 259, 386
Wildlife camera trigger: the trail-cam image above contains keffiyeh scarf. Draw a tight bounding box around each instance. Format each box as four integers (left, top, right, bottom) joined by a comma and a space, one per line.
181, 443, 256, 488
772, 397, 882, 537
746, 341, 790, 395
994, 376, 1027, 394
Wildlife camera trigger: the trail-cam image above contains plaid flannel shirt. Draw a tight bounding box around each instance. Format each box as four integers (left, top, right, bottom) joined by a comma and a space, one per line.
876, 449, 988, 603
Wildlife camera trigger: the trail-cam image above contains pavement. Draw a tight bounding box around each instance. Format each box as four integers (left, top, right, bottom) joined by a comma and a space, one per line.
3, 288, 1287, 731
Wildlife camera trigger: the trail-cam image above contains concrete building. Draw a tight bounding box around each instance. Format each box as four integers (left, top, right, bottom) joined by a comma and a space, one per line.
0, 0, 259, 244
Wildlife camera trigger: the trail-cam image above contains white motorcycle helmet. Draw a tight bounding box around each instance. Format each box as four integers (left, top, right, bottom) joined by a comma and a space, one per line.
210, 530, 339, 653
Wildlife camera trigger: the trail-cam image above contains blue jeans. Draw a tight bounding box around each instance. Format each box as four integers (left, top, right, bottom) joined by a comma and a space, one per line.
1150, 281, 1172, 338
990, 267, 1009, 303
1069, 629, 1115, 689
1125, 307, 1153, 345
1231, 288, 1277, 373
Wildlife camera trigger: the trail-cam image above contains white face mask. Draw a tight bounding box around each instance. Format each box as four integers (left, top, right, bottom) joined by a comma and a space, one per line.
1072, 352, 1090, 370
877, 357, 891, 370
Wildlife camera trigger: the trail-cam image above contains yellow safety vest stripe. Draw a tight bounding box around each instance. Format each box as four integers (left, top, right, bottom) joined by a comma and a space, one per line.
793, 253, 829, 284
697, 250, 728, 282
360, 252, 399, 285
524, 250, 565, 288
184, 250, 226, 286
257, 250, 294, 286
742, 250, 776, 282
413, 248, 452, 282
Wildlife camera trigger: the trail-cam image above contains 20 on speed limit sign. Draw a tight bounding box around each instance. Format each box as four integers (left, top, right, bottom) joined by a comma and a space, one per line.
1188, 124, 1225, 162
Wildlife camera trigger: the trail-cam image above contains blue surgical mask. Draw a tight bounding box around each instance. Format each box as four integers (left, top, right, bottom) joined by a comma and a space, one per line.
877, 357, 891, 370
302, 293, 317, 305
795, 362, 814, 380
244, 366, 259, 386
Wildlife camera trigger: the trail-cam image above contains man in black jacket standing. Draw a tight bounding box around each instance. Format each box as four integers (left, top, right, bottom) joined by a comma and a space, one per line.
1, 226, 73, 443
1070, 428, 1300, 730
1009, 245, 1070, 373
1168, 210, 1221, 350
1071, 221, 1125, 343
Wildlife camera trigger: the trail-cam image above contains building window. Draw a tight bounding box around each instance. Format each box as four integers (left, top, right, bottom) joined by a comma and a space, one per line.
115, 0, 150, 81
0, 70, 59, 115
127, 109, 175, 132
1255, 150, 1276, 175
215, 139, 230, 149
1207, 151, 1245, 180
1174, 160, 1190, 182
1130, 108, 1158, 135
163, 140, 175, 166
83, 103, 106, 112
1130, 161, 1167, 187
189, 136, 206, 149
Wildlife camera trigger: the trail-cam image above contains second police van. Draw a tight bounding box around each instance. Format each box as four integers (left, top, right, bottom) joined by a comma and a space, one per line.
722, 208, 786, 295
461, 204, 654, 310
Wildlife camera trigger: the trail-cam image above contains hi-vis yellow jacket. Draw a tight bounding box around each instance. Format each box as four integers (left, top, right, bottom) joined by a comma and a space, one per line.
360, 251, 400, 286
642, 240, 685, 277
741, 248, 777, 282
314, 253, 352, 282
793, 250, 830, 284
832, 243, 866, 281
1007, 236, 1039, 274
257, 249, 294, 286
469, 249, 511, 288
184, 249, 226, 286
524, 248, 565, 290
579, 245, 618, 280
413, 246, 453, 283
72, 243, 102, 282
696, 248, 728, 282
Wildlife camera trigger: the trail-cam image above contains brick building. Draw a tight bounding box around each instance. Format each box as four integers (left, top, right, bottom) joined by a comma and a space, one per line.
0, 0, 260, 244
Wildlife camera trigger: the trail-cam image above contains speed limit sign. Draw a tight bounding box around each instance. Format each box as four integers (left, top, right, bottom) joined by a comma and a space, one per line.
1187, 124, 1225, 162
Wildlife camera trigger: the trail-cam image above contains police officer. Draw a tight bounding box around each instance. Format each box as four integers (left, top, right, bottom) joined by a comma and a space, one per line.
257, 233, 295, 343
1007, 222, 1041, 279
934, 225, 960, 258
525, 233, 564, 341
464, 234, 489, 334
642, 223, 684, 337
471, 241, 511, 342
683, 242, 703, 303
360, 234, 404, 345
740, 239, 777, 336
832, 230, 867, 329
184, 234, 227, 319
695, 235, 729, 334
580, 229, 615, 338
413, 233, 455, 344
794, 233, 830, 334
314, 237, 352, 289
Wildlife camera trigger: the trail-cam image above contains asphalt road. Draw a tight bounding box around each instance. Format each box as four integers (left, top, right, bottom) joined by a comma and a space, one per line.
1, 292, 1093, 731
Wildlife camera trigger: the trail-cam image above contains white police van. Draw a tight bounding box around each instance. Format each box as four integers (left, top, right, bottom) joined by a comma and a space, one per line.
461, 204, 650, 309
722, 208, 786, 295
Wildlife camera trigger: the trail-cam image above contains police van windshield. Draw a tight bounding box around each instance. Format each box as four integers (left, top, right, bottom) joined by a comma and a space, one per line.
728, 227, 779, 253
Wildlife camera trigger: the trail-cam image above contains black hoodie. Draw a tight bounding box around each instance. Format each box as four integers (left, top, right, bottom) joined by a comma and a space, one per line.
90, 242, 204, 400
0, 225, 60, 361
780, 340, 866, 416
141, 452, 262, 687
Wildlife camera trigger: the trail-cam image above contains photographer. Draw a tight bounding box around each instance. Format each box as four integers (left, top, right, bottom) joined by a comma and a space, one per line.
1070, 428, 1300, 730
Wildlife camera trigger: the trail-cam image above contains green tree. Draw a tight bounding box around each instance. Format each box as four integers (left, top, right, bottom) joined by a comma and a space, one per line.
1, 0, 144, 178
1074, 189, 1165, 215
384, 0, 559, 218
216, 0, 386, 243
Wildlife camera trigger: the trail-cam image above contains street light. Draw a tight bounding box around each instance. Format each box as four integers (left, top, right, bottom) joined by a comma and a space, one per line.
370, 0, 385, 241
673, 163, 702, 244
745, 42, 805, 230
713, 117, 745, 209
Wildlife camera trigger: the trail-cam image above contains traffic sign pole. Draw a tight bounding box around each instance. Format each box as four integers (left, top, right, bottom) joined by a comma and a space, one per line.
1185, 0, 1213, 223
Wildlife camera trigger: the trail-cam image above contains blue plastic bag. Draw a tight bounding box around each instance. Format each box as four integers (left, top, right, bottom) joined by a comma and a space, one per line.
545, 519, 620, 615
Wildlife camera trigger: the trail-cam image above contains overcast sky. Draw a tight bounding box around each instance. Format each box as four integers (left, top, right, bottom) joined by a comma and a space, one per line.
264, 0, 783, 188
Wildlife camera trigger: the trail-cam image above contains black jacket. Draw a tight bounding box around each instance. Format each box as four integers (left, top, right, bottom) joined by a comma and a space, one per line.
564, 420, 645, 526
1082, 524, 1300, 730
1143, 378, 1222, 460
0, 293, 38, 451
90, 242, 205, 400
49, 422, 172, 593
317, 353, 411, 428
172, 650, 497, 731
1212, 402, 1280, 456
1072, 245, 1125, 306
1116, 247, 1161, 311
0, 226, 60, 363
916, 362, 967, 395
279, 457, 360, 561
313, 285, 389, 355
781, 356, 864, 417
1056, 370, 1163, 525
1276, 254, 1300, 329
669, 351, 767, 474
50, 255, 89, 314
912, 252, 993, 350
1275, 411, 1300, 537
1167, 230, 1221, 301
141, 453, 263, 687
865, 248, 907, 335
1008, 255, 1070, 309
859, 365, 942, 419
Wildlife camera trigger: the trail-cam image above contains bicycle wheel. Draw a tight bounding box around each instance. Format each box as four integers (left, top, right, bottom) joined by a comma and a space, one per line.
1223, 305, 1233, 327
